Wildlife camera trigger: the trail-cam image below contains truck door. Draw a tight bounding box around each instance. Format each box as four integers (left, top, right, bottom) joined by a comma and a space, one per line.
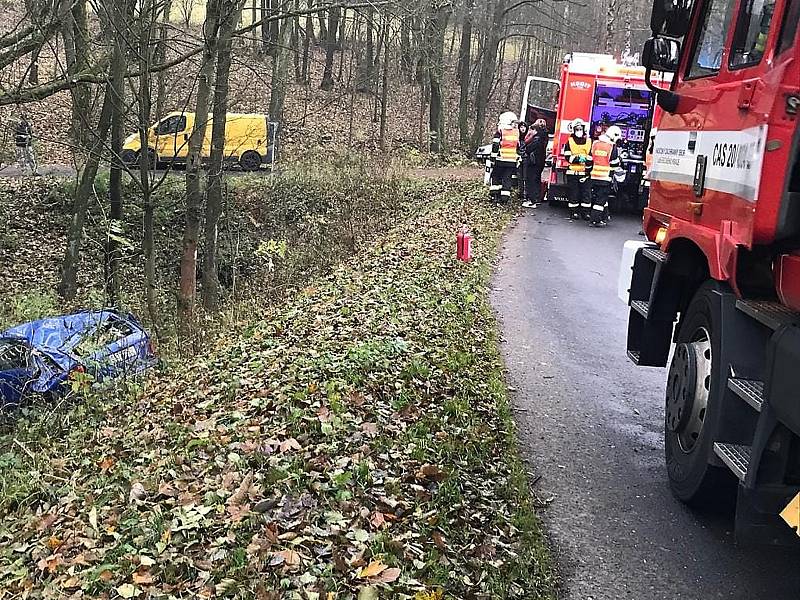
653, 0, 778, 241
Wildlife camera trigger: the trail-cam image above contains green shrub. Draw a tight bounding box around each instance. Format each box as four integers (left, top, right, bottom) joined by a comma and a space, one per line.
0, 289, 59, 329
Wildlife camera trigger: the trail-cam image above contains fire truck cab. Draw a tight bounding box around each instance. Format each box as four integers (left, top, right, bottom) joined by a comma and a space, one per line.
622, 0, 800, 544
547, 53, 669, 211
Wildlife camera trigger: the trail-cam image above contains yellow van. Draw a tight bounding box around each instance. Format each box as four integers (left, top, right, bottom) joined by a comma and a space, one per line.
121, 112, 275, 171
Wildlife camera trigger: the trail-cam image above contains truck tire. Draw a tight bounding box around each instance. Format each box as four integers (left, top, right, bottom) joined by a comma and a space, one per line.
665, 281, 736, 507
239, 150, 262, 172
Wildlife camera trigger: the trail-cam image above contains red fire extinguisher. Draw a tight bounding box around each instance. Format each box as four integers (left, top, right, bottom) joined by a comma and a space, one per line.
457, 227, 473, 262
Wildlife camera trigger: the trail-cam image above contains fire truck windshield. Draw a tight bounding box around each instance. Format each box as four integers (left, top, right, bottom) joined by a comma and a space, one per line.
688, 0, 737, 77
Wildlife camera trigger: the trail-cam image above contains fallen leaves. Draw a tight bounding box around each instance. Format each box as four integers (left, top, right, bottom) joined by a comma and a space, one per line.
128, 482, 146, 503
270, 549, 301, 569
356, 559, 401, 585
132, 569, 154, 585
357, 561, 387, 579
0, 186, 555, 598
115, 583, 139, 599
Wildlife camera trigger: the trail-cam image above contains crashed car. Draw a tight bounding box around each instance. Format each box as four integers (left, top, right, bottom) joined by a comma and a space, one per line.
0, 310, 156, 410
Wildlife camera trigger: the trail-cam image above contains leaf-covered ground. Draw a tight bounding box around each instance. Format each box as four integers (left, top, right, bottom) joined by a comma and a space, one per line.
0, 183, 556, 599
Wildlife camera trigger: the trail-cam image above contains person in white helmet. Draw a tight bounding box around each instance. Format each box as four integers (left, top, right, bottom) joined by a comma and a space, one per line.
589, 125, 623, 226
488, 111, 520, 203
562, 118, 593, 219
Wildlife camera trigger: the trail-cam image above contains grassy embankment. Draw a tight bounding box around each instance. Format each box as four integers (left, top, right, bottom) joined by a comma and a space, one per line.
0, 177, 556, 599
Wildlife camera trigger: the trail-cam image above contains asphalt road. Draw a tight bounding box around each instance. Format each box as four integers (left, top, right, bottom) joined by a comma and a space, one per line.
491, 206, 800, 600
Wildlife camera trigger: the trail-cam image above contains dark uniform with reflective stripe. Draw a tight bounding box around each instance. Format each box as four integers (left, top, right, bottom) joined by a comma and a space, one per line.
490, 128, 520, 202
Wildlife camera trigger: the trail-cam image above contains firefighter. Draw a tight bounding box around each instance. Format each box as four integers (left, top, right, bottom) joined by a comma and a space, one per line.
562, 118, 592, 220
589, 125, 622, 227
488, 111, 520, 203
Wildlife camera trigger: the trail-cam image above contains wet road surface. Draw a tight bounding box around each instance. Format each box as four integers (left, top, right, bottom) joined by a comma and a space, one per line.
491, 206, 800, 600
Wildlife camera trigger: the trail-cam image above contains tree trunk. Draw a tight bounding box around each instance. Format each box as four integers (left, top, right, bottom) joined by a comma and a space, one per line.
202, 0, 245, 311
605, 0, 615, 54
317, 13, 328, 45
58, 86, 113, 301
269, 0, 279, 55
291, 0, 302, 82
138, 0, 161, 334
106, 0, 129, 307
378, 15, 390, 151
427, 3, 449, 154
179, 0, 222, 324
67, 0, 91, 152
301, 0, 312, 83
154, 0, 173, 121
268, 17, 291, 162
400, 17, 412, 81
471, 0, 505, 149
457, 0, 473, 146
28, 46, 40, 85
505, 38, 526, 109
338, 7, 347, 47
320, 6, 340, 90
356, 6, 375, 93
260, 0, 270, 54
251, 0, 257, 51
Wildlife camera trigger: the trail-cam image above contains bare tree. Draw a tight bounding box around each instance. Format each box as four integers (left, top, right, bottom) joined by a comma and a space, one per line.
179, 0, 223, 324
320, 6, 340, 90
202, 0, 247, 311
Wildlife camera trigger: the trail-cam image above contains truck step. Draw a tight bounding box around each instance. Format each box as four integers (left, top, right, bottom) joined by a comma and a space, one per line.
631, 300, 649, 319
627, 350, 640, 365
728, 377, 765, 412
714, 443, 751, 481
736, 299, 800, 330
641, 247, 668, 263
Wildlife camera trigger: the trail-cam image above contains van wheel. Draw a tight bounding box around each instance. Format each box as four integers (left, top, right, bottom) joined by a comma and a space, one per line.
239, 150, 262, 172
120, 150, 137, 167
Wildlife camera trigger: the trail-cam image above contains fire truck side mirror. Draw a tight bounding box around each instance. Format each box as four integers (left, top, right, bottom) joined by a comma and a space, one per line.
642, 37, 681, 73
643, 37, 683, 114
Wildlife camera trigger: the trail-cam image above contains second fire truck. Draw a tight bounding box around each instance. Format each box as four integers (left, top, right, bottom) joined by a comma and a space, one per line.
520, 53, 670, 211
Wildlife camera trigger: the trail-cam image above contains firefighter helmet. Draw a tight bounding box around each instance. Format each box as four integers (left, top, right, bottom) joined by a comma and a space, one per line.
569, 118, 588, 134
498, 111, 518, 128
606, 126, 623, 143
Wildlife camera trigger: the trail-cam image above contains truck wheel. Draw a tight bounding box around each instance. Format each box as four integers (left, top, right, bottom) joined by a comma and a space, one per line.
665, 281, 735, 507
239, 150, 262, 172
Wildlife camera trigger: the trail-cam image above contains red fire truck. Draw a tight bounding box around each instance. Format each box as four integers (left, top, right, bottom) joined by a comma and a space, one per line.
620, 0, 800, 544
538, 53, 670, 210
